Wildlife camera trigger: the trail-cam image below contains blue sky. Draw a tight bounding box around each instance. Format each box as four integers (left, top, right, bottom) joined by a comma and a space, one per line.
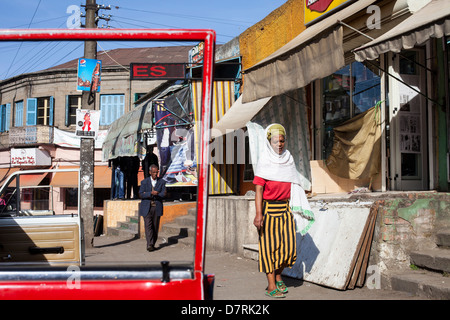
0, 0, 286, 80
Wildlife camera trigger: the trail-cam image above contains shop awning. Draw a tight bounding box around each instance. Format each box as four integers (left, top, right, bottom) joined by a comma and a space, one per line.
19, 172, 49, 187
0, 168, 20, 186
211, 95, 271, 138
242, 0, 378, 103
354, 0, 450, 62
50, 166, 112, 188
0, 169, 50, 187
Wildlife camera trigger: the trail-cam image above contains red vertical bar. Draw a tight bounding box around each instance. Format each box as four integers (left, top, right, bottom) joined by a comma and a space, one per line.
194, 31, 216, 290
0, 28, 216, 300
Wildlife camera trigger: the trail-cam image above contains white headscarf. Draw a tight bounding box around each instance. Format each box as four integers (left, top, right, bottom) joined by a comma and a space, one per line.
254, 124, 301, 185
254, 124, 315, 235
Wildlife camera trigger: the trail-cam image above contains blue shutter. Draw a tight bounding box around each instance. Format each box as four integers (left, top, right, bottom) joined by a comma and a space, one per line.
100, 95, 106, 125
26, 98, 37, 126
0, 105, 4, 132
65, 95, 70, 127
49, 96, 54, 126
100, 94, 125, 125
15, 101, 24, 127
5, 103, 10, 131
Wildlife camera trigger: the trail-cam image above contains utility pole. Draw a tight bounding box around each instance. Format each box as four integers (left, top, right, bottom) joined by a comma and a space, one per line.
80, 0, 97, 248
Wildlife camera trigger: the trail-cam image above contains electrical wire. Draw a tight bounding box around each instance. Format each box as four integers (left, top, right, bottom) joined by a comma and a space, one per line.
4, 0, 42, 79
117, 6, 254, 27
110, 16, 233, 44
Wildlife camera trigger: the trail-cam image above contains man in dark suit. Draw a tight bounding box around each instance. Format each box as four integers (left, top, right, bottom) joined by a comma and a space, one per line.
139, 164, 166, 251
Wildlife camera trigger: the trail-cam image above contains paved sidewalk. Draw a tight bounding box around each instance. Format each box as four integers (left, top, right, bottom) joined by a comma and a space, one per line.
86, 235, 425, 300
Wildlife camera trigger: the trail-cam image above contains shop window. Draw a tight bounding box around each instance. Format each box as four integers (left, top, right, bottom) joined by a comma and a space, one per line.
100, 94, 124, 125
65, 95, 81, 126
322, 61, 381, 159
134, 93, 146, 103
65, 188, 110, 208
65, 188, 78, 208
15, 101, 23, 127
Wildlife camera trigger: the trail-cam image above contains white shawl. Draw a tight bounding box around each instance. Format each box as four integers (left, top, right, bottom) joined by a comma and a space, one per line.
254, 125, 315, 235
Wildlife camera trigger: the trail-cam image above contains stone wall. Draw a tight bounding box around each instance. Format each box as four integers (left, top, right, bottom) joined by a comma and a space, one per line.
206, 196, 258, 256
367, 192, 450, 273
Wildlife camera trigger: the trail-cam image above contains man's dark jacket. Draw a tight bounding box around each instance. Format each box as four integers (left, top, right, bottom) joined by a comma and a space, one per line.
139, 177, 166, 217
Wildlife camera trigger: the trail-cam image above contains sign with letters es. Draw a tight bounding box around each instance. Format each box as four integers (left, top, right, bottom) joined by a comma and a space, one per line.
305, 0, 354, 25
130, 63, 186, 80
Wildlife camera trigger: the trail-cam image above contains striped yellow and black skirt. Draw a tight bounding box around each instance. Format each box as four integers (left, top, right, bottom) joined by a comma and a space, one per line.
259, 200, 297, 274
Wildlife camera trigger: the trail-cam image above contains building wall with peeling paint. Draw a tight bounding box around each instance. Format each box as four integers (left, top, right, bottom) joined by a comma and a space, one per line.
368, 193, 450, 276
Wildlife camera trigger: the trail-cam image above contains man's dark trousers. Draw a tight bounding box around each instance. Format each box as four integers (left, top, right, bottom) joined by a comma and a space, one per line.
144, 205, 160, 248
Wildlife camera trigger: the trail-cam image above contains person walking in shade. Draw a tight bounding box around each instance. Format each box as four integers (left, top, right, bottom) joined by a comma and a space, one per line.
253, 123, 314, 298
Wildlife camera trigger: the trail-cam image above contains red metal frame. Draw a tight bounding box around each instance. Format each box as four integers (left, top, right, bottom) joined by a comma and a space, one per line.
0, 28, 215, 300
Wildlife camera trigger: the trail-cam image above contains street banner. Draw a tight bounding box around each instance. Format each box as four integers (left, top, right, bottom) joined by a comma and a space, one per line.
54, 127, 106, 148
75, 109, 100, 139
77, 58, 102, 92
154, 99, 197, 187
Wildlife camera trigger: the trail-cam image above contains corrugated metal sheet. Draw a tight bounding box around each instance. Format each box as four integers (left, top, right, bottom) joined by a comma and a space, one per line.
191, 80, 237, 195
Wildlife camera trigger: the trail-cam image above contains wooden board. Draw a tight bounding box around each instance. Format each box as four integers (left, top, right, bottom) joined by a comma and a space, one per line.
347, 205, 378, 289
283, 201, 376, 290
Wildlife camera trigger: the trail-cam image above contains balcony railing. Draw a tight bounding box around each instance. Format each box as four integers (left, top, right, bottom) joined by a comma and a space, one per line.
1, 126, 53, 148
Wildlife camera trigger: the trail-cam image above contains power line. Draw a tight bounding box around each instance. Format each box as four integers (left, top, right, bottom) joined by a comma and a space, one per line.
7, 15, 67, 29
3, 20, 68, 78
49, 43, 84, 69
5, 0, 42, 78
117, 6, 254, 27
110, 16, 234, 44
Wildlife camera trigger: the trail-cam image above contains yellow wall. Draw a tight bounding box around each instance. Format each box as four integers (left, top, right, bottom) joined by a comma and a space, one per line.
239, 0, 305, 71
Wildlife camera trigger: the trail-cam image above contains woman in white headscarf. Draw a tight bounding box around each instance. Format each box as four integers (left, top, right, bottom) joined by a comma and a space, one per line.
253, 123, 314, 298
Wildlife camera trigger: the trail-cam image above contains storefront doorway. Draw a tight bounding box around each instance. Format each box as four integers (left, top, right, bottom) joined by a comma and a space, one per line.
389, 49, 429, 191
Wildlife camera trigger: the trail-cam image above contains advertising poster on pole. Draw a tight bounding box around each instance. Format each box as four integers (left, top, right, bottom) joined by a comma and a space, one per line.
77, 58, 102, 92
154, 99, 197, 187
75, 109, 100, 139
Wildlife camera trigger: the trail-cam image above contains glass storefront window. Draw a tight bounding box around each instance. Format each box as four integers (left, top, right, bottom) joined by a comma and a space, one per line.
322, 61, 381, 159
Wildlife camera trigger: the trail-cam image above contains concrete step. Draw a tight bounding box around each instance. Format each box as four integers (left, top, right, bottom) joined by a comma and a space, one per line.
410, 248, 450, 273
243, 244, 258, 261
158, 211, 196, 246
126, 215, 139, 224
107, 226, 138, 237
160, 222, 195, 238
118, 220, 139, 233
187, 207, 197, 217
175, 215, 196, 227
390, 269, 450, 299
436, 229, 450, 248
